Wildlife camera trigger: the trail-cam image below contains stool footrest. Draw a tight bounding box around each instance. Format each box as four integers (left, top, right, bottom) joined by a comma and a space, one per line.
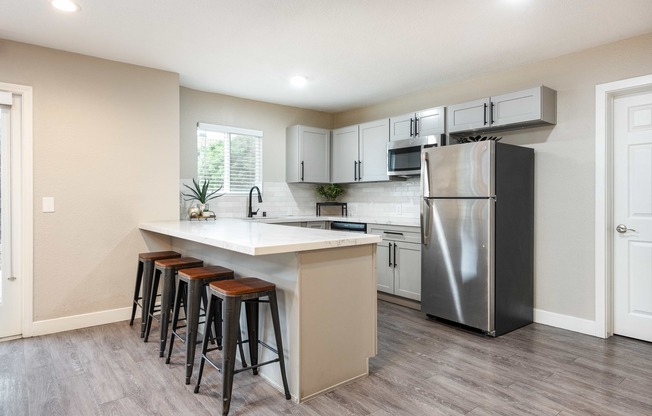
234, 358, 281, 375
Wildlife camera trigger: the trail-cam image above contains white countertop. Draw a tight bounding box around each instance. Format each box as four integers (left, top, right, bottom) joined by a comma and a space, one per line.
139, 219, 382, 256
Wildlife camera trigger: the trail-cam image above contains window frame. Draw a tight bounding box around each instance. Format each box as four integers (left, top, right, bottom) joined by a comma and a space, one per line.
196, 122, 263, 195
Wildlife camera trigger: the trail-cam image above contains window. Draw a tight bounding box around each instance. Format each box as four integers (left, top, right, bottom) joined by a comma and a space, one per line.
197, 122, 262, 194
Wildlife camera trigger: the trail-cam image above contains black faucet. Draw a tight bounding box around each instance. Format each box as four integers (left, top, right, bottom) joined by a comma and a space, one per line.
247, 186, 263, 217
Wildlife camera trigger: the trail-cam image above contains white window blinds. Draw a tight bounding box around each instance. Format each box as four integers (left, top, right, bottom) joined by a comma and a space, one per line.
197, 122, 263, 194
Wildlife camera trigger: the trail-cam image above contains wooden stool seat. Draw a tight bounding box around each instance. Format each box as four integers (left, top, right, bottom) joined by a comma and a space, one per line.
180, 265, 233, 280
130, 251, 181, 337
155, 256, 204, 269
144, 257, 204, 355
210, 277, 275, 297
195, 277, 291, 415
166, 265, 235, 385
138, 251, 181, 261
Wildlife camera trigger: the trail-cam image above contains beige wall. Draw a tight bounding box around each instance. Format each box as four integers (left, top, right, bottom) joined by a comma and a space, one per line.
334, 33, 652, 321
0, 40, 180, 321
180, 87, 332, 182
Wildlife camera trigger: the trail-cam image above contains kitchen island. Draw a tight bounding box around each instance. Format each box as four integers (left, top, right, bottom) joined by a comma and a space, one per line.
139, 219, 381, 402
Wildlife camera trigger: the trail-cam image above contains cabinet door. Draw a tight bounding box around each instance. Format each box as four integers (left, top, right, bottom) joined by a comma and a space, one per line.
359, 119, 389, 182
331, 125, 359, 183
389, 113, 414, 141
300, 126, 330, 183
416, 107, 445, 137
376, 240, 394, 294
447, 98, 490, 133
491, 86, 542, 127
394, 241, 421, 301
305, 221, 326, 229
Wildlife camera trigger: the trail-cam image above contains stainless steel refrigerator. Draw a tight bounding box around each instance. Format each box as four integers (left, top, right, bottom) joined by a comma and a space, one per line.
420, 141, 534, 336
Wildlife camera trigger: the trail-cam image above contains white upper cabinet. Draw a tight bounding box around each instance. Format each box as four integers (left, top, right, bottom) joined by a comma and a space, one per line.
286, 125, 330, 183
390, 106, 445, 142
358, 119, 390, 182
448, 86, 557, 134
331, 119, 389, 183
331, 125, 359, 183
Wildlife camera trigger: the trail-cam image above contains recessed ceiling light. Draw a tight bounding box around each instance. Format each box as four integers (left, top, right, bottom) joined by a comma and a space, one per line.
290, 75, 307, 88
51, 0, 81, 12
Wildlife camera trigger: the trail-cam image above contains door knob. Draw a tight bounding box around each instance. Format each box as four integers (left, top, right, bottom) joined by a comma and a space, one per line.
616, 224, 636, 233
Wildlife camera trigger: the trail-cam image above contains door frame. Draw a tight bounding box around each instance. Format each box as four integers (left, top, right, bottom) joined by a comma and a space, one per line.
0, 82, 33, 338
595, 73, 652, 339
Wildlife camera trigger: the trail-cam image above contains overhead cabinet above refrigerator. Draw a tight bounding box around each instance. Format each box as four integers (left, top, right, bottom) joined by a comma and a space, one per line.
447, 86, 556, 134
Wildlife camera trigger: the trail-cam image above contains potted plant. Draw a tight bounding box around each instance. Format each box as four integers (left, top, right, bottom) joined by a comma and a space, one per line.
316, 183, 345, 201
182, 178, 224, 216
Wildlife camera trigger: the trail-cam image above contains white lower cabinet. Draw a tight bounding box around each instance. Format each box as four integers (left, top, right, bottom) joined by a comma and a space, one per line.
369, 224, 421, 301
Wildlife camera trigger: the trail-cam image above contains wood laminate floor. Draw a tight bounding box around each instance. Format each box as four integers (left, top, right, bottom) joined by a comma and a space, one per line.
1, 300, 651, 415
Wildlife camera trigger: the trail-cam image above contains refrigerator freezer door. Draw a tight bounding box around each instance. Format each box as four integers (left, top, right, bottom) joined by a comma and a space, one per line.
422, 142, 494, 198
421, 198, 495, 333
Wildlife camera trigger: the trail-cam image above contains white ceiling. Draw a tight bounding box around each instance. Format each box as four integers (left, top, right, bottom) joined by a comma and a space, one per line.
2, 0, 652, 112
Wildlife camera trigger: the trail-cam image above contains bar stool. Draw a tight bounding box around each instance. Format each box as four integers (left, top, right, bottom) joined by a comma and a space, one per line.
144, 257, 204, 356
130, 251, 181, 337
166, 265, 234, 385
194, 278, 291, 415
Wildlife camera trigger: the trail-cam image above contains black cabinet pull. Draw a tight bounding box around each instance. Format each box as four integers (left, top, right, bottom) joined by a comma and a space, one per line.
483, 103, 488, 125
300, 161, 304, 181
354, 161, 357, 181
388, 242, 392, 267
409, 118, 414, 137
383, 231, 404, 236
393, 243, 397, 268
358, 160, 362, 181
414, 116, 419, 136
490, 101, 495, 125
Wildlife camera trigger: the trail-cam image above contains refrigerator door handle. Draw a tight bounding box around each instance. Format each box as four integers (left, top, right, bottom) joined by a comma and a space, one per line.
421, 198, 431, 246
421, 151, 430, 198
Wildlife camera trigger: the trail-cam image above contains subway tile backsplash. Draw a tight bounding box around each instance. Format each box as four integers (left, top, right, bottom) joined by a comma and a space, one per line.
180, 179, 421, 220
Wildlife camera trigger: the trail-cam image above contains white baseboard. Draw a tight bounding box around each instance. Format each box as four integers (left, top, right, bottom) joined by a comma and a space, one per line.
26, 305, 600, 339
29, 306, 134, 337
534, 308, 597, 337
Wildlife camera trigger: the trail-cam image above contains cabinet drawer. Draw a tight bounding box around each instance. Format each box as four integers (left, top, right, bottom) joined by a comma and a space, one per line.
368, 224, 421, 244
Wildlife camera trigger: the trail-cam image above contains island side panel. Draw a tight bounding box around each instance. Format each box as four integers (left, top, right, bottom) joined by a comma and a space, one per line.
169, 238, 302, 401
297, 244, 377, 401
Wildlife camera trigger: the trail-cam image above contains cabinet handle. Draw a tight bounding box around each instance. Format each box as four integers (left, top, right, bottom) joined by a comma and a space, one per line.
383, 231, 403, 236
414, 116, 419, 136
301, 161, 304, 181
490, 102, 495, 125
358, 160, 362, 181
410, 118, 414, 137
354, 161, 358, 181
388, 242, 392, 267
393, 243, 397, 268
483, 103, 488, 125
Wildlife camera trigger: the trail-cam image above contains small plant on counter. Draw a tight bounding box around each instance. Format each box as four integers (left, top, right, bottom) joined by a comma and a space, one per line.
316, 183, 345, 201
182, 178, 224, 210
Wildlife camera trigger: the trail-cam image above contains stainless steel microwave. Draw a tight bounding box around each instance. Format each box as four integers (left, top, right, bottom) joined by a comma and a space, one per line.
387, 134, 444, 177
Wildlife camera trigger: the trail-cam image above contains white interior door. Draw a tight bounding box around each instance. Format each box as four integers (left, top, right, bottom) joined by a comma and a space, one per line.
0, 91, 21, 339
613, 90, 652, 343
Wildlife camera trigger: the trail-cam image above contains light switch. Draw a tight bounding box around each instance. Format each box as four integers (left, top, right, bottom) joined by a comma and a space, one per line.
42, 197, 55, 213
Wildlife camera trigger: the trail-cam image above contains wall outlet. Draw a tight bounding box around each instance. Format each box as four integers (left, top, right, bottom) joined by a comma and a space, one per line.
395, 204, 402, 215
